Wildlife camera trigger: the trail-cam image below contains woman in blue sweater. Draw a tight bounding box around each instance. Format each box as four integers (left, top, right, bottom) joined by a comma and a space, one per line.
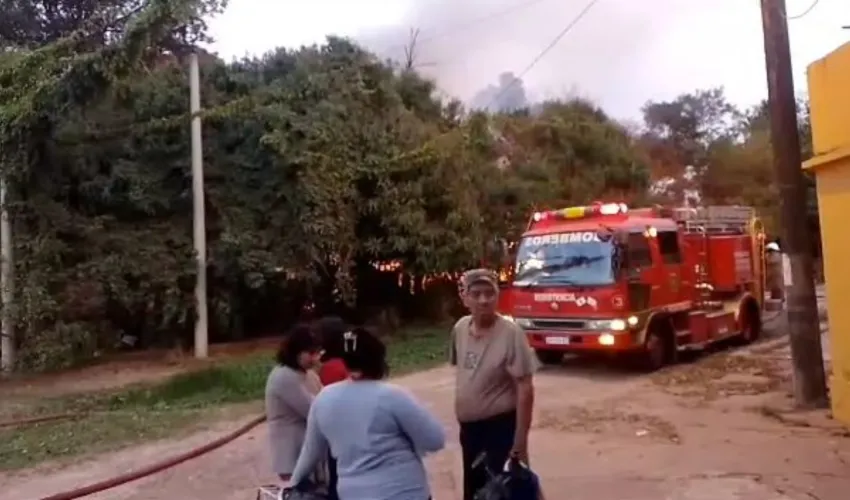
290, 327, 446, 500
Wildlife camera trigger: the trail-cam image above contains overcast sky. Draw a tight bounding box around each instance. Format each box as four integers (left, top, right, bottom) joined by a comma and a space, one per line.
207, 0, 849, 120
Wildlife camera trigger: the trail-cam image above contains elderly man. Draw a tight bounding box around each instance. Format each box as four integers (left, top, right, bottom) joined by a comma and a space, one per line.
450, 268, 539, 500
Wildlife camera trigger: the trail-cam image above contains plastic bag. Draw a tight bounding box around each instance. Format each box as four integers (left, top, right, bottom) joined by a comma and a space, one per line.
280, 490, 327, 500
474, 454, 541, 500
280, 480, 329, 500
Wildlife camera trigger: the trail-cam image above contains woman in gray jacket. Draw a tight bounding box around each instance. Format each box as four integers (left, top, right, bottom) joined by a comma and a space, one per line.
265, 324, 324, 482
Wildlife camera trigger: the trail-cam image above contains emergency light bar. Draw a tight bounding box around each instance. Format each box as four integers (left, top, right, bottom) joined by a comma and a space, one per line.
532, 202, 628, 222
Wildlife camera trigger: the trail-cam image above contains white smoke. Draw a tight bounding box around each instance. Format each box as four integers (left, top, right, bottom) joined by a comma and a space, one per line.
210, 0, 850, 119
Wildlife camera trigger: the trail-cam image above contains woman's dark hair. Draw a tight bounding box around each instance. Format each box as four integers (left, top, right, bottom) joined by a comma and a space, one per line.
276, 323, 320, 369
313, 316, 348, 361
341, 327, 388, 380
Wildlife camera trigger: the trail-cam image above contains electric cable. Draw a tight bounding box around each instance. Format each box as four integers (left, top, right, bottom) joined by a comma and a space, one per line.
414, 0, 552, 46
787, 0, 819, 20
485, 0, 601, 109
373, 0, 553, 57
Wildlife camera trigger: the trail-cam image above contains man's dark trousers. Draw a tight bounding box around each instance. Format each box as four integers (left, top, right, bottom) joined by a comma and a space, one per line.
459, 410, 517, 500
327, 453, 339, 500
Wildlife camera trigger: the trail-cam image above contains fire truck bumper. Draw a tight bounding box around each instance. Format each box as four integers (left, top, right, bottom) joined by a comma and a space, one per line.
525, 330, 638, 352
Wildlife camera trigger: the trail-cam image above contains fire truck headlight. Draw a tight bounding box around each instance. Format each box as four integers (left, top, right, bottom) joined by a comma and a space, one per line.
598, 333, 616, 346
609, 319, 627, 331
627, 315, 639, 327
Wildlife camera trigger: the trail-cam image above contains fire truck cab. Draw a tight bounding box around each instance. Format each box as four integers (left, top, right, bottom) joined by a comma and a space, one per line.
498, 202, 766, 370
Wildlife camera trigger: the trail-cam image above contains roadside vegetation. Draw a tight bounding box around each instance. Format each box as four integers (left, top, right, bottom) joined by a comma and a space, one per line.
0, 0, 819, 471
0, 326, 447, 470
0, 0, 814, 376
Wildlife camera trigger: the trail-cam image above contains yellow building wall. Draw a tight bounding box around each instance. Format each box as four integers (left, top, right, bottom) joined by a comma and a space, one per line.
803, 41, 850, 426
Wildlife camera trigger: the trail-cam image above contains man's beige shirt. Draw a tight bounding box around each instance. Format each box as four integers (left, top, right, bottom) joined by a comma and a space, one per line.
450, 315, 539, 423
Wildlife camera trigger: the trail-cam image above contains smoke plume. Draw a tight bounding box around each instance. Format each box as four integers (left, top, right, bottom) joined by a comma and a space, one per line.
210, 0, 849, 119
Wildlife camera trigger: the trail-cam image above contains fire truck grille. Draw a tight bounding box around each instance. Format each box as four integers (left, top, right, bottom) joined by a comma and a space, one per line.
529, 318, 586, 330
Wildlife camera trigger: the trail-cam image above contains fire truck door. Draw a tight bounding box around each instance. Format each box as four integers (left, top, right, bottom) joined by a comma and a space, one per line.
625, 232, 661, 309
657, 230, 686, 305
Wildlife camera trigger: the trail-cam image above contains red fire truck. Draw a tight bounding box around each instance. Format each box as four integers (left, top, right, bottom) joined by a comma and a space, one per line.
496, 202, 767, 370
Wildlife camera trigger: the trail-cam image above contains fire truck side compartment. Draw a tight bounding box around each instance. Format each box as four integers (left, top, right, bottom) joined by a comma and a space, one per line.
682, 233, 755, 293
687, 310, 710, 344
705, 235, 755, 291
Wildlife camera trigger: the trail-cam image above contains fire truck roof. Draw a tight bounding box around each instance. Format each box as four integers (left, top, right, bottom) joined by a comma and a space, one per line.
524, 203, 679, 237
524, 215, 677, 236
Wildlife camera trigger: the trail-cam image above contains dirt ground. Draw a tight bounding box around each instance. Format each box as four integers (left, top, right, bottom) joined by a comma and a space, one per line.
2, 338, 848, 500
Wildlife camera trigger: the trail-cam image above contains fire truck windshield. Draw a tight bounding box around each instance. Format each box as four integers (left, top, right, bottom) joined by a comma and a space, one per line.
513, 231, 615, 287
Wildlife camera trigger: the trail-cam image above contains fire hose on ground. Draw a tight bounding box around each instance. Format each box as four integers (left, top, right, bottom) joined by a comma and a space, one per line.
0, 413, 79, 428
2, 308, 797, 499
39, 414, 267, 500
0, 411, 267, 500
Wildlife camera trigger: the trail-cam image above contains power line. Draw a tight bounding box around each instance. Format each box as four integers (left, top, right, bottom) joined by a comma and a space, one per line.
374, 0, 552, 56
415, 0, 551, 46
485, 0, 601, 109
788, 0, 819, 20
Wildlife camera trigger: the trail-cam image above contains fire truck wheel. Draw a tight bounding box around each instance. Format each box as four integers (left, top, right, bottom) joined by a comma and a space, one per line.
643, 323, 674, 371
535, 350, 564, 365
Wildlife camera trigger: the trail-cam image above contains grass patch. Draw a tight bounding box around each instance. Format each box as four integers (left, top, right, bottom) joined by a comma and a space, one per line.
0, 325, 449, 470
386, 326, 448, 375
0, 411, 202, 469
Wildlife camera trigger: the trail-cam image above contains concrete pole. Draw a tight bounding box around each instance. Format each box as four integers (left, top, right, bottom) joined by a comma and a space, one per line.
190, 53, 208, 359
1, 177, 15, 373
760, 0, 827, 407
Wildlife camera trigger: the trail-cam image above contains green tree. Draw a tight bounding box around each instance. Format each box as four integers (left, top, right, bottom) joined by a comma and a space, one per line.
0, 0, 216, 369
0, 12, 654, 371
0, 0, 227, 50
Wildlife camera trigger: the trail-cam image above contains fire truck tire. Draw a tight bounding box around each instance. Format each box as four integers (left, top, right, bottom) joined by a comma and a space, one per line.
535, 350, 564, 365
642, 321, 675, 371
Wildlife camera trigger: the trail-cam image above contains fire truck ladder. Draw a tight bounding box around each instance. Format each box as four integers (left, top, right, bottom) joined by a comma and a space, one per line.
671, 206, 759, 307
673, 206, 756, 235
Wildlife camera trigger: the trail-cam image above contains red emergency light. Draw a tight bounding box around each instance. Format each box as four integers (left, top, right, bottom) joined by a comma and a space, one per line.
532, 202, 628, 222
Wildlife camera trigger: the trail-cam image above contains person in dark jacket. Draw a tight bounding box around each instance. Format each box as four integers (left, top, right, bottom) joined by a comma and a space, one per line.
312, 316, 351, 500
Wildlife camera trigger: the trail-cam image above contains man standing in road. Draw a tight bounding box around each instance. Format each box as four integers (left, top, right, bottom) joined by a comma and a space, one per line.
450, 268, 539, 500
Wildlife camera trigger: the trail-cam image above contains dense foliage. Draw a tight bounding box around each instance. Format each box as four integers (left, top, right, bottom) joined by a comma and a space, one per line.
639, 87, 816, 236
0, 0, 812, 371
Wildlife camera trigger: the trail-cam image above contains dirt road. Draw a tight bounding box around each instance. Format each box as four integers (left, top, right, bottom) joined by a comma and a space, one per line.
2, 347, 849, 500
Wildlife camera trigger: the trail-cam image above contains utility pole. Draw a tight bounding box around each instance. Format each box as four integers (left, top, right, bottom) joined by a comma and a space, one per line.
190, 52, 208, 359
760, 0, 828, 408
0, 178, 14, 373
